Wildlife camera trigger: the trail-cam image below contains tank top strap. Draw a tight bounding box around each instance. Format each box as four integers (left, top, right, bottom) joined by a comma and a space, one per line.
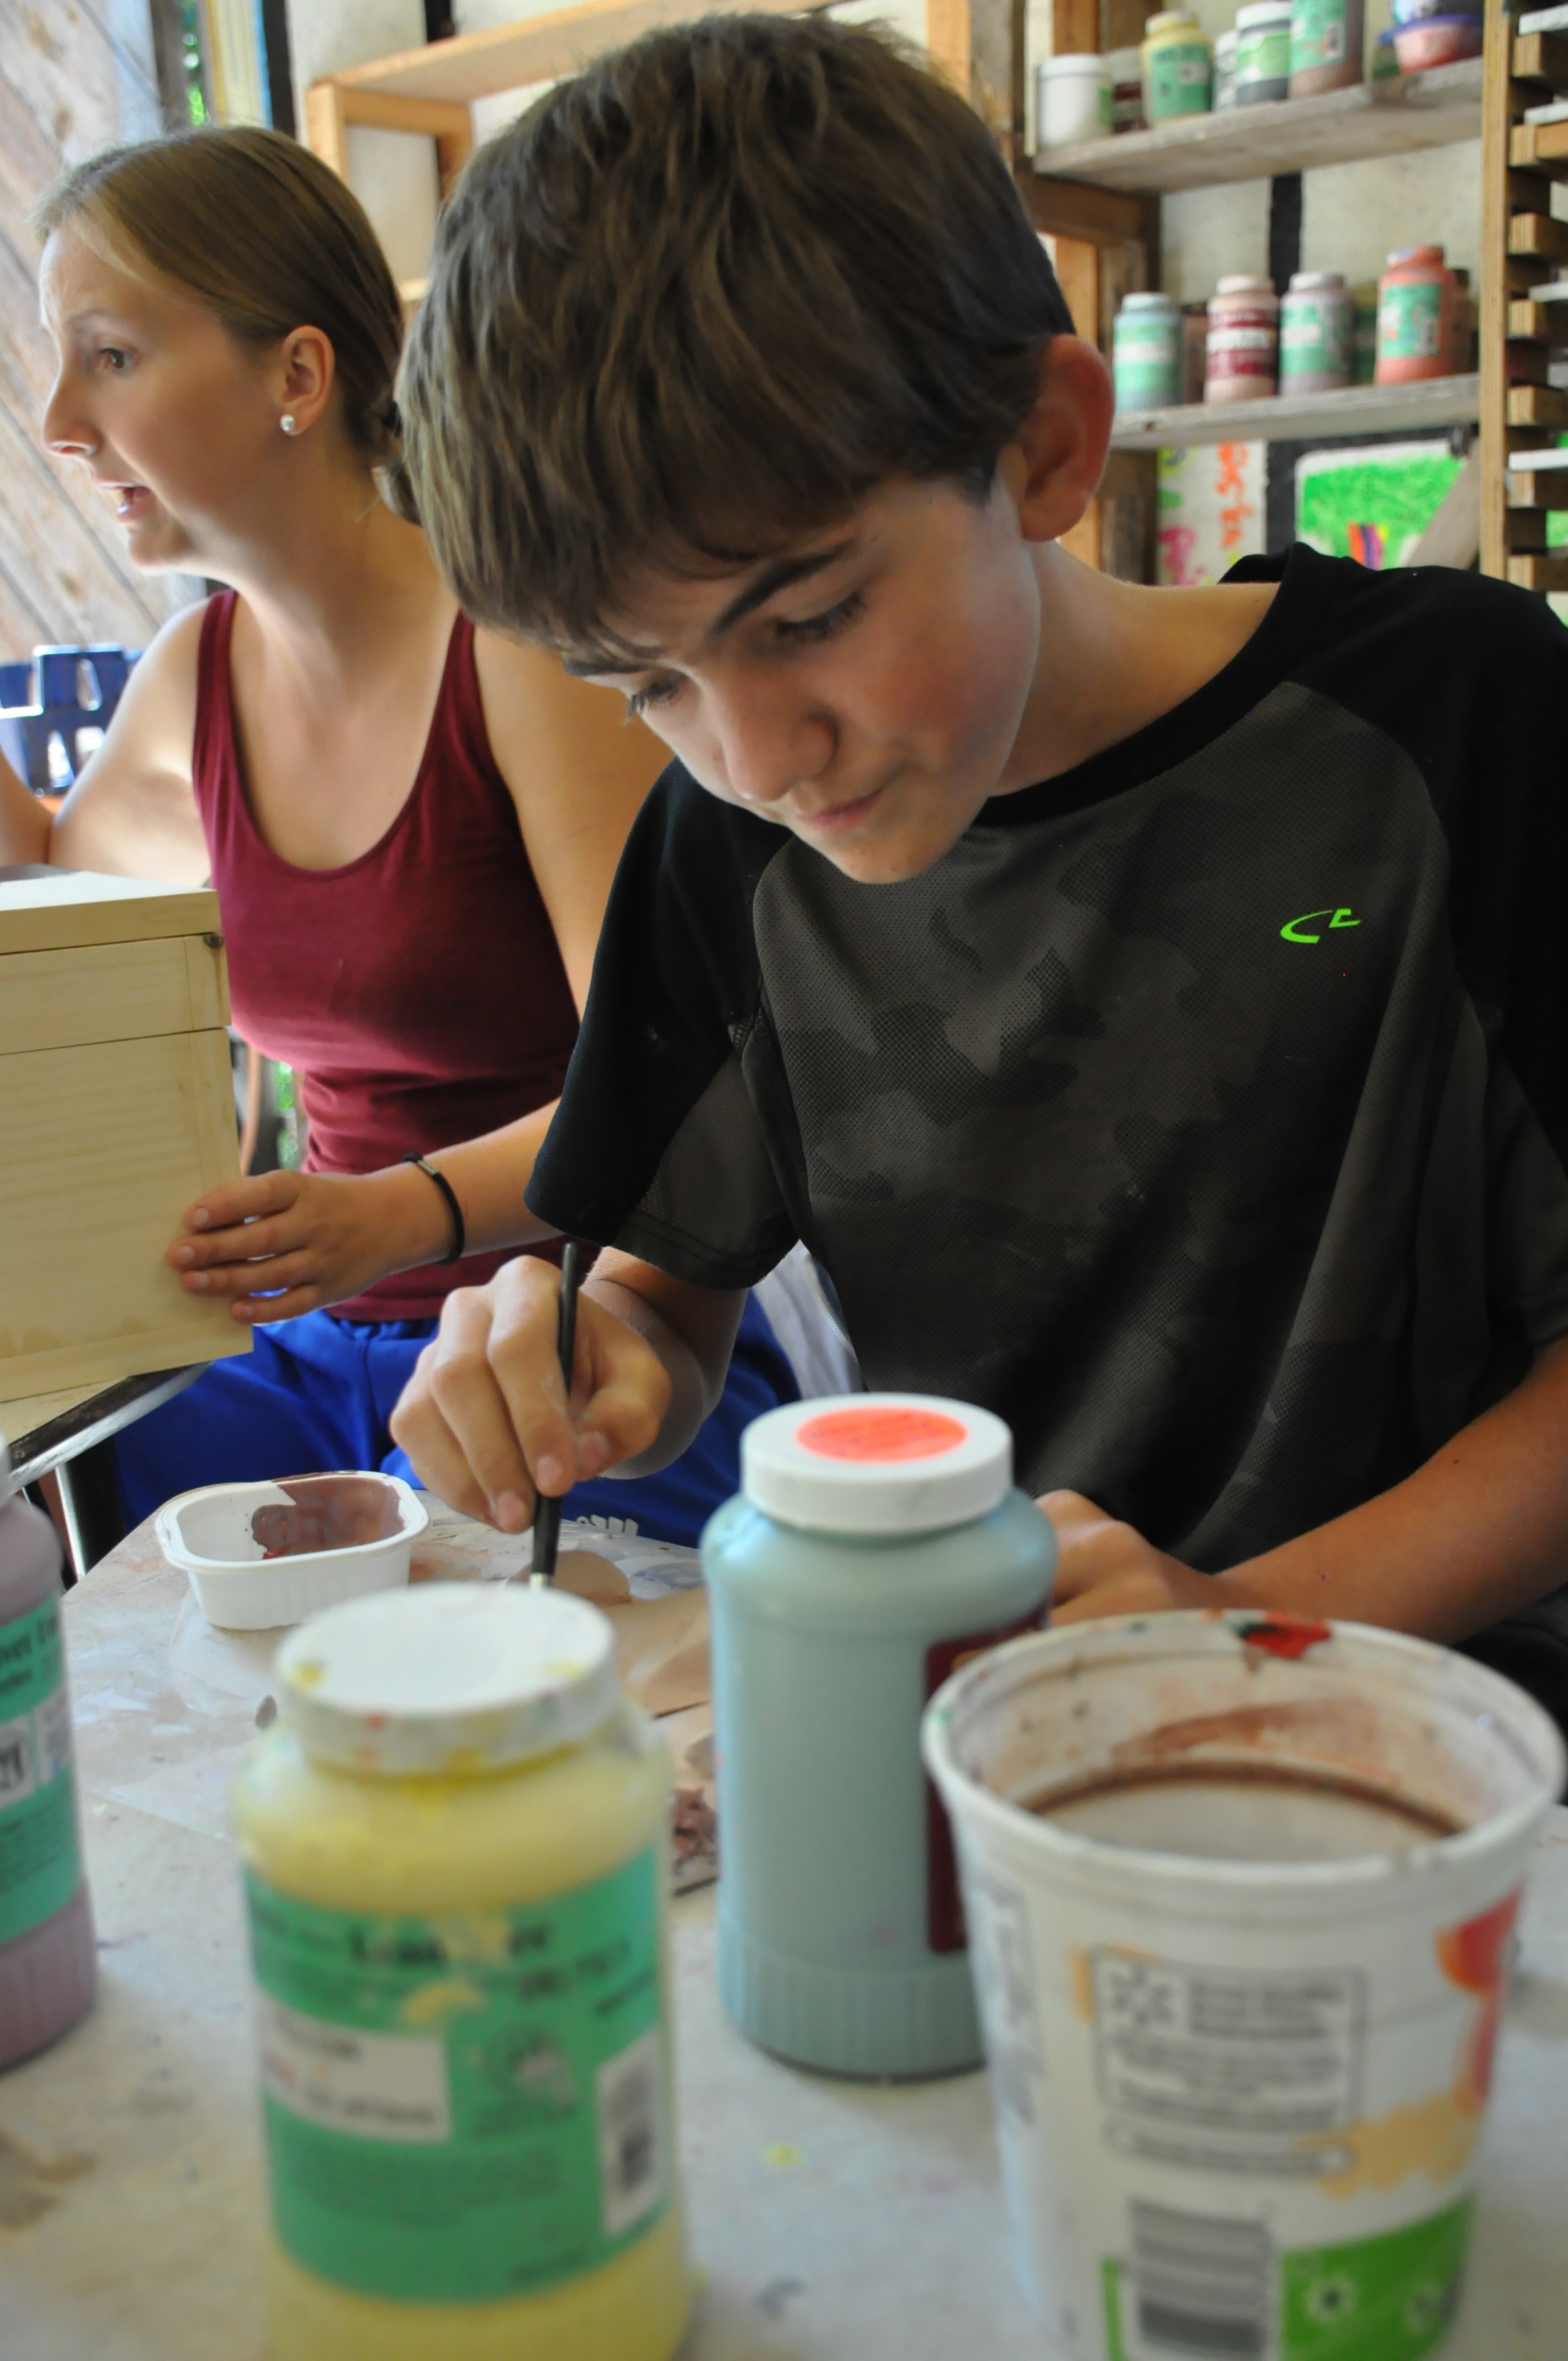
426, 612, 516, 819
191, 589, 241, 842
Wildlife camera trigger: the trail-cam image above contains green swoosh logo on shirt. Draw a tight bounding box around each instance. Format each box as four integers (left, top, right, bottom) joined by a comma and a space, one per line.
1281, 908, 1361, 945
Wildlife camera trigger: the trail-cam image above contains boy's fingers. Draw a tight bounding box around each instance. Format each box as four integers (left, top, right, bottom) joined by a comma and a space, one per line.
393, 1271, 561, 1522
481, 1260, 596, 1497
389, 1380, 511, 1529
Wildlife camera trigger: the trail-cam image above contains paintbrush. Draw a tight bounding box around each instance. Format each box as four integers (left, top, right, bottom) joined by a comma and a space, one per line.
530, 1241, 580, 1588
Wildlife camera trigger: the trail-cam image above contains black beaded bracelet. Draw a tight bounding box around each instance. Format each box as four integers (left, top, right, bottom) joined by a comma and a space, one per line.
402, 1153, 466, 1266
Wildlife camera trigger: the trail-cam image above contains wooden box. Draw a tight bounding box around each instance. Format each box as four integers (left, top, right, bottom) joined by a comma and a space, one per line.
0, 869, 251, 1402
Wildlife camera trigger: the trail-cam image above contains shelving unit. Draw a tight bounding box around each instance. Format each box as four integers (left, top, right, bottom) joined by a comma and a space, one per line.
1479, 0, 1568, 588
1025, 53, 1489, 576
1033, 57, 1482, 194
1110, 371, 1481, 449
305, 0, 1024, 311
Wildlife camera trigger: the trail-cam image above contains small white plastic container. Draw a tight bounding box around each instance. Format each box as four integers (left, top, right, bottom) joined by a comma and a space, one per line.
157, 1472, 428, 1631
924, 1611, 1565, 2361
1036, 53, 1113, 148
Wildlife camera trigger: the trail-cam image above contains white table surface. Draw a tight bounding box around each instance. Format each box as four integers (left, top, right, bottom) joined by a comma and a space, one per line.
2, 1512, 1566, 2361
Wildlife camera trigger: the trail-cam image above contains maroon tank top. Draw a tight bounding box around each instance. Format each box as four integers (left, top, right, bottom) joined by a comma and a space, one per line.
192, 591, 580, 1319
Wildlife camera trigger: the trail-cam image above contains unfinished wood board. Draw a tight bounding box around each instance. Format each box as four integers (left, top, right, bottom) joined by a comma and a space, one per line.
0, 1385, 101, 1453
0, 1029, 246, 1395
553, 1553, 711, 1717
1507, 551, 1568, 587
1030, 59, 1481, 194
1109, 372, 1480, 450
1509, 211, 1568, 258
0, 872, 220, 957
1508, 381, 1568, 424
0, 934, 228, 1056
1406, 449, 1481, 566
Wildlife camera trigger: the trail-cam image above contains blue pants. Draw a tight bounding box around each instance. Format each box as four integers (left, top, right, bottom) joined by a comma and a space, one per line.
114, 1295, 797, 1549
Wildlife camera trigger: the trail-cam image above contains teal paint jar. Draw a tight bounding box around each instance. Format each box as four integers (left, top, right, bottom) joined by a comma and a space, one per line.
1114, 292, 1183, 413
701, 1395, 1055, 2079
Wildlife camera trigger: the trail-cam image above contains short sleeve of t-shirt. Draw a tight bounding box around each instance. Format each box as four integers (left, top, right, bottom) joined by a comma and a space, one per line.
526, 767, 802, 1287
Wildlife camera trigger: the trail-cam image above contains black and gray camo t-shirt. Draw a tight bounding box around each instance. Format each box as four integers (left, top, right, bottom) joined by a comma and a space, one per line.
528, 545, 1568, 1572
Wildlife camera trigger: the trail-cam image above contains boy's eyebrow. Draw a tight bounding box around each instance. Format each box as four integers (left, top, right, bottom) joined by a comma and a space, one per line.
705, 539, 857, 639
561, 538, 858, 676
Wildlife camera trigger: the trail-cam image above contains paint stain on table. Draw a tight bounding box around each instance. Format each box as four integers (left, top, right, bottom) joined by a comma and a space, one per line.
0, 2128, 96, 2228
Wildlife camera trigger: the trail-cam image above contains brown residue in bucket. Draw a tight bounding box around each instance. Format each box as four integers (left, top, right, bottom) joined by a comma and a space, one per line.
1111, 1697, 1384, 1768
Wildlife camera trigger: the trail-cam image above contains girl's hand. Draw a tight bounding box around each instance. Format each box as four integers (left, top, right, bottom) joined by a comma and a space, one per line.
167, 1164, 453, 1323
1041, 1490, 1254, 1624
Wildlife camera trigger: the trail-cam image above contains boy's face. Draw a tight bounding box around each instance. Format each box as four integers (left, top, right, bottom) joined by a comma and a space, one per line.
569, 470, 1046, 884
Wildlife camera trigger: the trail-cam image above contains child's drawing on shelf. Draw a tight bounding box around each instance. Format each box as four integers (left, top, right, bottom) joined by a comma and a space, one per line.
1157, 442, 1263, 586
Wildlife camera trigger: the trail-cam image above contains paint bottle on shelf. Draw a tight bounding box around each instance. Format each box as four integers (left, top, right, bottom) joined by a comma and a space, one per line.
1279, 270, 1353, 392
1142, 9, 1214, 120
1114, 291, 1184, 411
1290, 0, 1366, 92
702, 1396, 1055, 2079
235, 1584, 690, 2361
1205, 275, 1281, 401
1036, 53, 1112, 147
1234, 0, 1295, 100
1107, 45, 1147, 129
1213, 26, 1241, 104
0, 1440, 95, 2071
1376, 243, 1456, 381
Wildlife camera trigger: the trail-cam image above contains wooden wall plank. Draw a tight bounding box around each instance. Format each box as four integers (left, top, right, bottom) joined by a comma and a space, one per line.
0, 14, 179, 657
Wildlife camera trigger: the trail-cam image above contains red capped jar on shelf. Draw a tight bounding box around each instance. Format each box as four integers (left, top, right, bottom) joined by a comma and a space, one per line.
1204, 275, 1279, 402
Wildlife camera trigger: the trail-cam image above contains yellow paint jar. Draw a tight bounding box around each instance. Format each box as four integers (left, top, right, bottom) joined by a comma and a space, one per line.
233, 1583, 688, 2361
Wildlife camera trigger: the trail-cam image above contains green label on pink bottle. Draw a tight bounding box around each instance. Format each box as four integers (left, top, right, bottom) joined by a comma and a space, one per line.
1379, 280, 1443, 363
0, 1596, 81, 1946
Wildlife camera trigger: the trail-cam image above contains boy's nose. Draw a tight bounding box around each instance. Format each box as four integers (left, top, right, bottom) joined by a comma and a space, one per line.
713, 692, 835, 811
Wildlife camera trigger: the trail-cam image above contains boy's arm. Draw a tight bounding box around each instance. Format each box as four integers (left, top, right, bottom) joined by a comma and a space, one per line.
388, 1249, 745, 1532
1048, 1332, 1568, 1642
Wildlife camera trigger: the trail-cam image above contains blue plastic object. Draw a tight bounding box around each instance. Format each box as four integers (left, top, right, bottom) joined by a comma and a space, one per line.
0, 644, 139, 794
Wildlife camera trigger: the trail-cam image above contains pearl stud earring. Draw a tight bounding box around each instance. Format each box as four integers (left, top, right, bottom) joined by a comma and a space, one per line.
280, 413, 298, 435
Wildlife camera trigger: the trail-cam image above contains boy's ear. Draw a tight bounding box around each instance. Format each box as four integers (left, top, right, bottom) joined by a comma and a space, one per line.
1002, 336, 1116, 546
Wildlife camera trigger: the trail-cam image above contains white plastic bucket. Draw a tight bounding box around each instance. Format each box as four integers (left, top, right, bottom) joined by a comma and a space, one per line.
922, 1611, 1565, 2361
157, 1472, 428, 1630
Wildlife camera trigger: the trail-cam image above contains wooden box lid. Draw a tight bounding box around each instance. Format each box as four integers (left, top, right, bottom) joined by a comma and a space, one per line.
0, 867, 220, 958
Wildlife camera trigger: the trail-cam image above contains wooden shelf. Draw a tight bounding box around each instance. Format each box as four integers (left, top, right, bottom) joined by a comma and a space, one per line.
1108, 373, 1480, 450
317, 0, 812, 103
1031, 60, 1482, 197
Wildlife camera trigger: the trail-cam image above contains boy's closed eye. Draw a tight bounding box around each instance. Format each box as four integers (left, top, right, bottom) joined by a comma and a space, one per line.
620, 588, 869, 719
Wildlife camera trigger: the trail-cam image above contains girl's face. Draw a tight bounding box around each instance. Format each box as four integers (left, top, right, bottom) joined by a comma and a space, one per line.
40, 225, 307, 575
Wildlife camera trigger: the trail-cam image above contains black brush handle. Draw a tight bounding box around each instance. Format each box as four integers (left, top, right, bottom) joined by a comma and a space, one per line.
530, 1242, 580, 1583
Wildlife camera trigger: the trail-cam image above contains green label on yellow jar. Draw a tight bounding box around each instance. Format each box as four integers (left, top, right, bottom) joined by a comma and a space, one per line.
245, 1848, 669, 2303
0, 1598, 81, 1946
1147, 40, 1212, 117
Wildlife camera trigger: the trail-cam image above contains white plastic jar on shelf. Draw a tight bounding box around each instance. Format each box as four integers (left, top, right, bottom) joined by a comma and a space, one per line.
1036, 53, 1111, 147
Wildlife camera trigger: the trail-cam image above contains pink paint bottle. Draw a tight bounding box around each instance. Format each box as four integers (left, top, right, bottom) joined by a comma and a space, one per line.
0, 1444, 96, 2069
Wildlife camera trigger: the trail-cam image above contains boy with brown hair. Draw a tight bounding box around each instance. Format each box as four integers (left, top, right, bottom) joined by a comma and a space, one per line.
391, 13, 1568, 1722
